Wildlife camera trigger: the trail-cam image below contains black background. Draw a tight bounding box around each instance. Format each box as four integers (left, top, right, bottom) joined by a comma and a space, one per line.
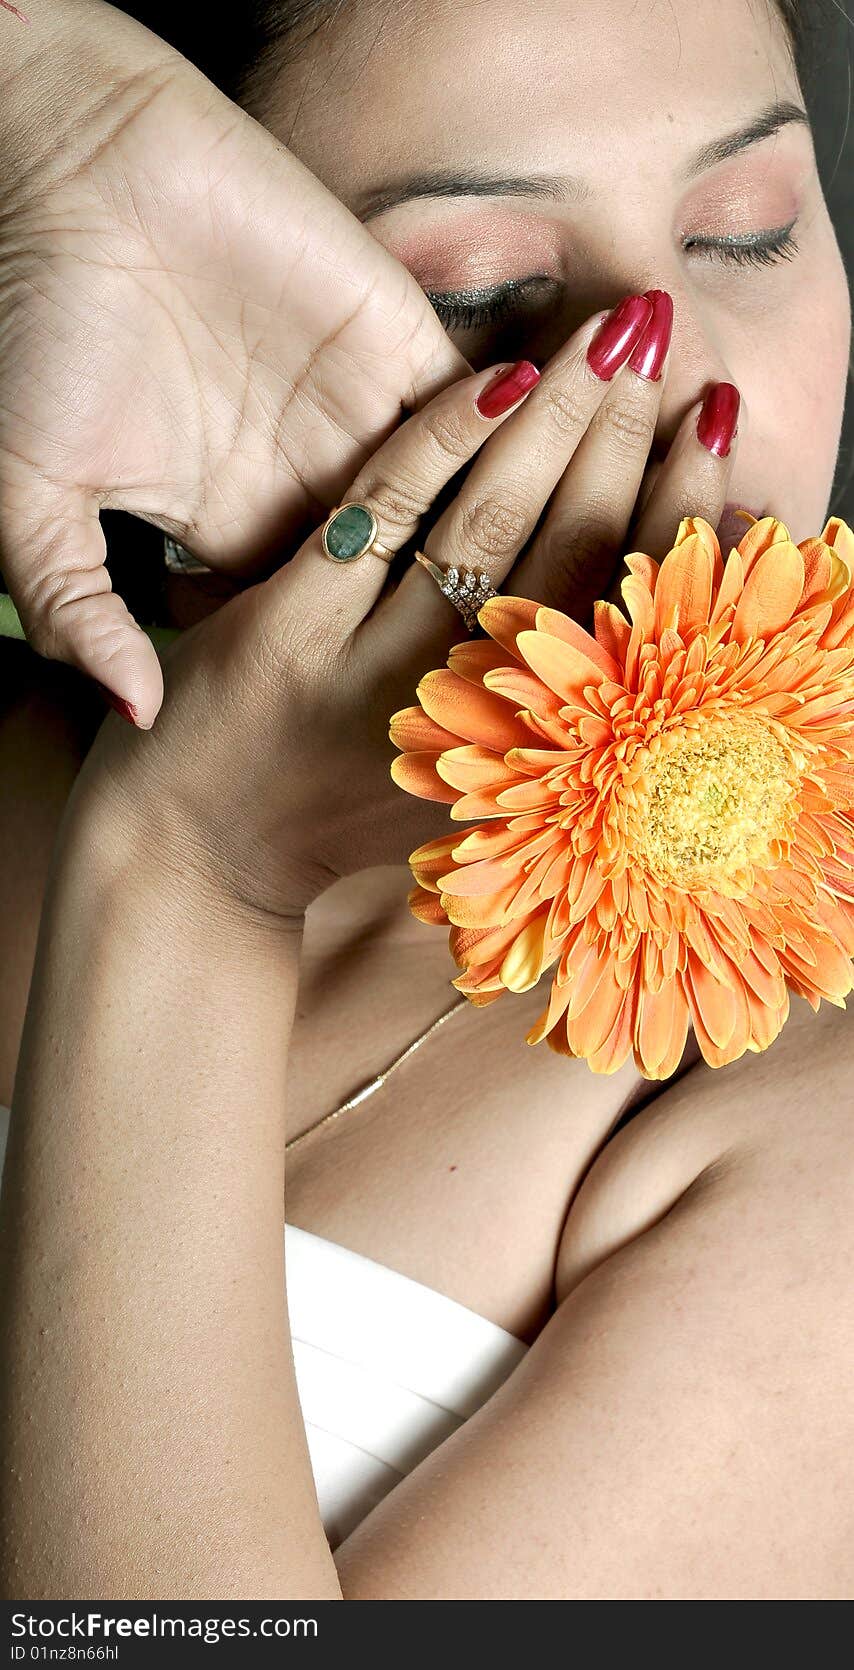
1, 4, 852, 611
807, 3, 854, 523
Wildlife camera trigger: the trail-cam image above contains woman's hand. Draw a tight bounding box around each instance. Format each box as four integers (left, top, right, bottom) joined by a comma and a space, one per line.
0, 0, 468, 724
76, 288, 742, 921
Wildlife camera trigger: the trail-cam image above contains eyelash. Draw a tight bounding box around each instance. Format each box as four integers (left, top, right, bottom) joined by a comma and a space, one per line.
425, 222, 800, 331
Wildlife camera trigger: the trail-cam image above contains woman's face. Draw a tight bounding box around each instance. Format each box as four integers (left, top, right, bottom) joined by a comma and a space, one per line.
259, 0, 850, 546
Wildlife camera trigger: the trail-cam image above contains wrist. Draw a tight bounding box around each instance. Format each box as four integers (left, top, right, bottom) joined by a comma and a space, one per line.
0, 1, 181, 201
61, 768, 309, 958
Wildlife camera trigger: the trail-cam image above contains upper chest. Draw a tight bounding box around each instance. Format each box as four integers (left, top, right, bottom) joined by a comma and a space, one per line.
284, 921, 647, 1342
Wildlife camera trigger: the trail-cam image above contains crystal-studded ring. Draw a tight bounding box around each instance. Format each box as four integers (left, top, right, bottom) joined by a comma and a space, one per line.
414, 552, 500, 633
320, 502, 393, 564
163, 534, 214, 576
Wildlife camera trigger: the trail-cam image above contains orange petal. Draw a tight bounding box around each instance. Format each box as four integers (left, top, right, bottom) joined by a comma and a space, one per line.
408, 886, 450, 926
451, 784, 538, 820
389, 705, 462, 752
748, 991, 789, 1052
435, 746, 522, 793
417, 668, 533, 750
818, 554, 852, 607
690, 1007, 747, 1069
441, 880, 520, 928
390, 750, 458, 804
821, 516, 854, 578
499, 911, 552, 992
566, 954, 625, 1052
594, 599, 632, 663
482, 664, 565, 722
676, 515, 722, 568
515, 629, 608, 704
461, 988, 506, 1009
655, 980, 691, 1079
686, 954, 739, 1050
504, 745, 575, 776
730, 543, 805, 644
620, 574, 655, 636
624, 551, 660, 589
709, 548, 745, 623
653, 532, 715, 641
797, 539, 832, 607
449, 817, 534, 856
452, 816, 544, 861
635, 976, 680, 1077
736, 946, 786, 1009
409, 830, 465, 889
586, 987, 636, 1074
526, 977, 573, 1045
437, 849, 524, 896
780, 935, 854, 1003
476, 595, 540, 659
736, 514, 792, 578
534, 606, 620, 679
447, 638, 519, 686
820, 596, 854, 650
494, 778, 563, 813
564, 938, 612, 1021
451, 955, 506, 994
450, 915, 525, 968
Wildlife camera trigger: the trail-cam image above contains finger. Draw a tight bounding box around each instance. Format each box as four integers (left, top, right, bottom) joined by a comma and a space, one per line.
513, 288, 673, 618
381, 292, 655, 641
264, 358, 542, 645
0, 487, 164, 728
626, 381, 742, 565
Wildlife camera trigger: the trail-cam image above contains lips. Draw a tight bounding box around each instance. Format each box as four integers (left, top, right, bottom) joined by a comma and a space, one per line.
632, 465, 764, 554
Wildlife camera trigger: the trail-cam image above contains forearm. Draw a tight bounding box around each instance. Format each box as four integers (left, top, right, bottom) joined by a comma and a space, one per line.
0, 787, 341, 1600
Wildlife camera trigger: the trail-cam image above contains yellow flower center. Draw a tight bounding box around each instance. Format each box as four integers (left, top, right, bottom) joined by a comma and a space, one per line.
629, 714, 799, 889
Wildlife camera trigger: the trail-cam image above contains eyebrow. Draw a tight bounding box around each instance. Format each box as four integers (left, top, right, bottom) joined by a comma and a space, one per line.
353, 99, 811, 222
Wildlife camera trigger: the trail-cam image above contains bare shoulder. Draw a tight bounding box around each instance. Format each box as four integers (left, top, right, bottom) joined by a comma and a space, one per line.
555, 996, 854, 1302
336, 1001, 854, 1598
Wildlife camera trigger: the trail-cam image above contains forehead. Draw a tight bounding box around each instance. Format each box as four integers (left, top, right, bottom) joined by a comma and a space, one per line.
266, 0, 798, 204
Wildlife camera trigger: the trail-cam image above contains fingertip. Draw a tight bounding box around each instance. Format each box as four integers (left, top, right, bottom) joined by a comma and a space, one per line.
92, 633, 164, 731
696, 381, 742, 459
474, 360, 542, 420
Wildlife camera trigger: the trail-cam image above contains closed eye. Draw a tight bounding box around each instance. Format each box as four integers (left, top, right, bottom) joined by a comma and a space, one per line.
424, 276, 554, 333
683, 219, 800, 269
425, 218, 800, 333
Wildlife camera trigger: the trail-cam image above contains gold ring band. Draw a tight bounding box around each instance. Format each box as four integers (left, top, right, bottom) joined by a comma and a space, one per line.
320, 502, 394, 565
414, 551, 499, 634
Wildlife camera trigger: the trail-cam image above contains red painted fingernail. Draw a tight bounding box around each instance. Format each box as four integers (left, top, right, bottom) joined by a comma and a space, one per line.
696, 382, 740, 457
475, 359, 541, 418
96, 683, 139, 726
586, 294, 654, 382
629, 289, 674, 381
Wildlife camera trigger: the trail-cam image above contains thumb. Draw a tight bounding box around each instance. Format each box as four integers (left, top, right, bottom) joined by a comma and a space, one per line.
0, 489, 164, 729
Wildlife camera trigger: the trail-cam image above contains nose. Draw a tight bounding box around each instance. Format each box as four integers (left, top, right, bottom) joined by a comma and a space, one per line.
644, 280, 738, 462
581, 272, 744, 528
543, 272, 737, 462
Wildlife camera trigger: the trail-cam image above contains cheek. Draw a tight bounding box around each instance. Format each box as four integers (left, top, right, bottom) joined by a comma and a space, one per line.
745, 230, 851, 535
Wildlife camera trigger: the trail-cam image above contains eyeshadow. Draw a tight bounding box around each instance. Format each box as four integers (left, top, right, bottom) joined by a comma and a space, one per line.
676, 130, 812, 241
377, 204, 567, 292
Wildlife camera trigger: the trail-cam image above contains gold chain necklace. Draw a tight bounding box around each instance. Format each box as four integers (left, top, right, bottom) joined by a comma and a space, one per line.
284, 994, 470, 1155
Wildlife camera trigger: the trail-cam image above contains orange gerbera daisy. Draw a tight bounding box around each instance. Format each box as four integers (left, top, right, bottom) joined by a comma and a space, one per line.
389, 514, 854, 1077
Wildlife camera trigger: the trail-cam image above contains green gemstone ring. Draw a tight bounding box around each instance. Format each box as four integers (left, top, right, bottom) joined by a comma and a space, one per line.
320, 502, 392, 564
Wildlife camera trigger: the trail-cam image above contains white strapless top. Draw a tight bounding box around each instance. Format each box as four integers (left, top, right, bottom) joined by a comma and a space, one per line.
0, 1105, 527, 1549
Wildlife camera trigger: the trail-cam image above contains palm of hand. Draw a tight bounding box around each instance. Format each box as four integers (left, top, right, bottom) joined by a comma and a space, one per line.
0, 53, 466, 714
